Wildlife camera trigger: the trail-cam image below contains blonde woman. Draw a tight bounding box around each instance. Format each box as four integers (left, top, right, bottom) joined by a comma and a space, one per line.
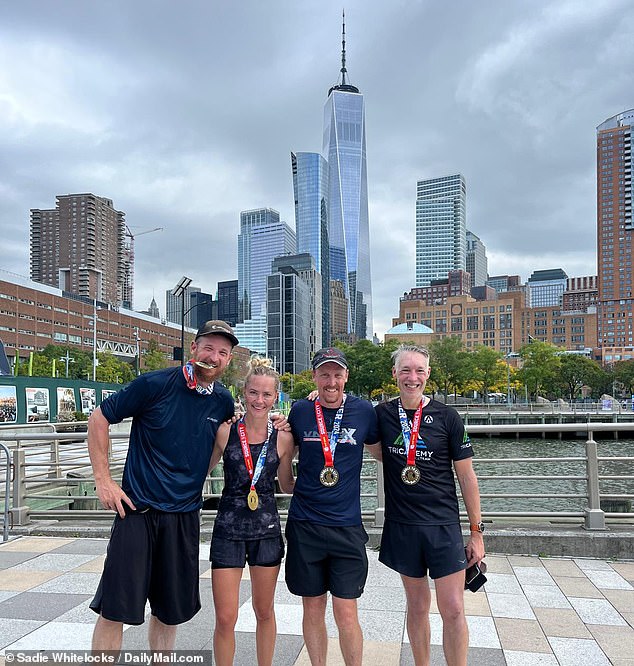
209, 357, 295, 666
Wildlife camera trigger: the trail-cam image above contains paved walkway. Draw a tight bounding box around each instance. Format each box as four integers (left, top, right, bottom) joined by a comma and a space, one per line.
0, 536, 633, 665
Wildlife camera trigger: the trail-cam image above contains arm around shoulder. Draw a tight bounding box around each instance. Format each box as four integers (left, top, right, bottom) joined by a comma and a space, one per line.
208, 422, 230, 472
276, 430, 297, 494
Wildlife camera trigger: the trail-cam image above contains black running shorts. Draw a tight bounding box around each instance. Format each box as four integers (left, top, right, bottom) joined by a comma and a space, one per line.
210, 535, 284, 569
379, 520, 466, 579
284, 519, 368, 599
90, 509, 201, 625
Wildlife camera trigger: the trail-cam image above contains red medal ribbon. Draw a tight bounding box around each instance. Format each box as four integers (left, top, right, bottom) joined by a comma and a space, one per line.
237, 422, 256, 491
314, 401, 334, 468
406, 401, 423, 467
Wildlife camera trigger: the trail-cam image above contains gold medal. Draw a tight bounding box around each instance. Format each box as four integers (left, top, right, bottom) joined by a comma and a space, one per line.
247, 489, 259, 511
401, 464, 421, 485
319, 466, 339, 487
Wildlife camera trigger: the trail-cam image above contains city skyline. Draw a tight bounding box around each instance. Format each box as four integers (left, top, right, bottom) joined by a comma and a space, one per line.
1, 2, 633, 337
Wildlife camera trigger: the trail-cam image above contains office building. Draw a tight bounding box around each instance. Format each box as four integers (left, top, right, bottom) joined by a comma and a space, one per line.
189, 291, 217, 329
597, 109, 634, 356
267, 267, 310, 374
30, 193, 127, 307
527, 269, 568, 308
562, 276, 598, 313
237, 208, 296, 321
165, 285, 201, 327
217, 280, 239, 326
486, 275, 523, 293
330, 279, 350, 343
416, 175, 467, 287
272, 253, 322, 357
234, 313, 267, 356
466, 231, 488, 288
292, 151, 330, 345
392, 289, 596, 355
400, 270, 471, 308
322, 18, 372, 339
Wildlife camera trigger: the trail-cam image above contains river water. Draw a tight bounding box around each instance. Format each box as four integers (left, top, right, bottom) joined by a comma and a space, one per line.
360, 437, 634, 516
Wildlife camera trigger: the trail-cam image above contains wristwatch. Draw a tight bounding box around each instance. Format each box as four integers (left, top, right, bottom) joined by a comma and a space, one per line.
470, 521, 485, 533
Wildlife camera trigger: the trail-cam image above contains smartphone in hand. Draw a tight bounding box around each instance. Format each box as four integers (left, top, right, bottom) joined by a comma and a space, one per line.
464, 550, 487, 592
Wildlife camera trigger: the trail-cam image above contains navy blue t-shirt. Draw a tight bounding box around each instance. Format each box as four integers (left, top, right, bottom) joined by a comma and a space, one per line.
100, 366, 234, 512
375, 398, 473, 525
288, 395, 379, 526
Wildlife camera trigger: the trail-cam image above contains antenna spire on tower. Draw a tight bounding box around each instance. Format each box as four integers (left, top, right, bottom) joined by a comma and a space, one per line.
340, 9, 347, 85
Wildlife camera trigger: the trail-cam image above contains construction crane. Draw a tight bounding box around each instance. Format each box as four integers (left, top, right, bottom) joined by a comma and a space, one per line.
121, 226, 163, 309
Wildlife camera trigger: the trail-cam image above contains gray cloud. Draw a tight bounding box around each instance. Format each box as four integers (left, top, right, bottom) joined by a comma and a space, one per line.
1, 0, 632, 336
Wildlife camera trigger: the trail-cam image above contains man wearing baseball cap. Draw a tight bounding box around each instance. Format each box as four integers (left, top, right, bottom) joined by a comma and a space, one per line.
88, 320, 238, 653
280, 347, 380, 666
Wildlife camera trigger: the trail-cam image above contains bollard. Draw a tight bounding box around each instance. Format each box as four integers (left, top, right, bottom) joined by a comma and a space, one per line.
584, 433, 606, 531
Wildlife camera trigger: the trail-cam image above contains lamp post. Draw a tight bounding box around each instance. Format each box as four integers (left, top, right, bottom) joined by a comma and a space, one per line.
134, 327, 140, 375
59, 350, 75, 378
92, 299, 97, 381
173, 276, 193, 367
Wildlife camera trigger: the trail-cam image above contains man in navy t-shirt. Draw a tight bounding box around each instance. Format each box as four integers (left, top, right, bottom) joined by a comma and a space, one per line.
88, 321, 237, 654
375, 344, 485, 666
283, 348, 379, 666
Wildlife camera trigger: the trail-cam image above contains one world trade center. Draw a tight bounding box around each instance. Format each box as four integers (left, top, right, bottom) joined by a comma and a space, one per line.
322, 15, 373, 340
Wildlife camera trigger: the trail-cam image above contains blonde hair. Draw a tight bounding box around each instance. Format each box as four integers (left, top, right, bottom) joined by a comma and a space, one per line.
244, 356, 280, 391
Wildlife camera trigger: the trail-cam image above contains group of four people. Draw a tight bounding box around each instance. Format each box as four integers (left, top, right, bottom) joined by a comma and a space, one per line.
87, 320, 485, 665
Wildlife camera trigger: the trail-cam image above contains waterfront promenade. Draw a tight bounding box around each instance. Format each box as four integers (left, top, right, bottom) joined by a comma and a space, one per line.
1, 535, 633, 665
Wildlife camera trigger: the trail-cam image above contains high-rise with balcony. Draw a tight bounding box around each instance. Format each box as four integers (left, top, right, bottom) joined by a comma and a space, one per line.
415, 175, 467, 287
30, 193, 126, 306
322, 17, 372, 340
597, 110, 634, 358
292, 151, 330, 345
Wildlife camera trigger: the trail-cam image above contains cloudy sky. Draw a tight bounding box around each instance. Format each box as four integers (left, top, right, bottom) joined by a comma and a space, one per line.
1, 1, 633, 337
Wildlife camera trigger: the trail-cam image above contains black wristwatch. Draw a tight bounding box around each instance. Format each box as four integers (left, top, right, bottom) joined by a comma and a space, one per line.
470, 521, 485, 533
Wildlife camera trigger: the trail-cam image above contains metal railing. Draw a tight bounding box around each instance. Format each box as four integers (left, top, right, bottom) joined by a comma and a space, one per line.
0, 443, 10, 541
0, 422, 633, 531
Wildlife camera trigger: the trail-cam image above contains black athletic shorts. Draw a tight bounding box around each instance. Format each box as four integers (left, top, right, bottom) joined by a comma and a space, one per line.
284, 519, 368, 599
90, 509, 201, 625
210, 535, 284, 569
379, 520, 466, 579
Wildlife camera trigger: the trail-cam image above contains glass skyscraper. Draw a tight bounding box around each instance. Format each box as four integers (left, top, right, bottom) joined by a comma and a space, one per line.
415, 174, 467, 287
291, 151, 330, 346
322, 21, 372, 340
237, 208, 296, 320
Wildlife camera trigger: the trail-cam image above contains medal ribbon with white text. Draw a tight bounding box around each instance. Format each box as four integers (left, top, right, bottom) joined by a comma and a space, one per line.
398, 399, 423, 467
237, 419, 273, 492
314, 395, 346, 469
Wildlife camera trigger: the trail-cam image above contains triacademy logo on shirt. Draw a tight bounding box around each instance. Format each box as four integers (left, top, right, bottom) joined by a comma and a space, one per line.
303, 428, 359, 445
388, 433, 434, 461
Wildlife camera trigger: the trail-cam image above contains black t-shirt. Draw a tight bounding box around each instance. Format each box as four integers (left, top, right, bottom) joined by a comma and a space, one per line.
288, 395, 379, 526
375, 398, 473, 525
212, 423, 281, 540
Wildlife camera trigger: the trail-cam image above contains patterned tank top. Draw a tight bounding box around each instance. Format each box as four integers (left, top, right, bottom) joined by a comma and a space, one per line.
212, 422, 281, 540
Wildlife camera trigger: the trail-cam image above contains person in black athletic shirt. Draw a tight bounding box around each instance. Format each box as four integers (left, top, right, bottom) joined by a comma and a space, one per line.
209, 357, 295, 666
374, 344, 485, 666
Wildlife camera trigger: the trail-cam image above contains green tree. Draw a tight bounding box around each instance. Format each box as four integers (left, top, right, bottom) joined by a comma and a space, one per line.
95, 352, 135, 384
517, 340, 561, 400
280, 370, 315, 400
335, 339, 397, 398
613, 360, 634, 395
555, 354, 604, 400
469, 346, 506, 402
429, 337, 469, 399
142, 338, 168, 373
